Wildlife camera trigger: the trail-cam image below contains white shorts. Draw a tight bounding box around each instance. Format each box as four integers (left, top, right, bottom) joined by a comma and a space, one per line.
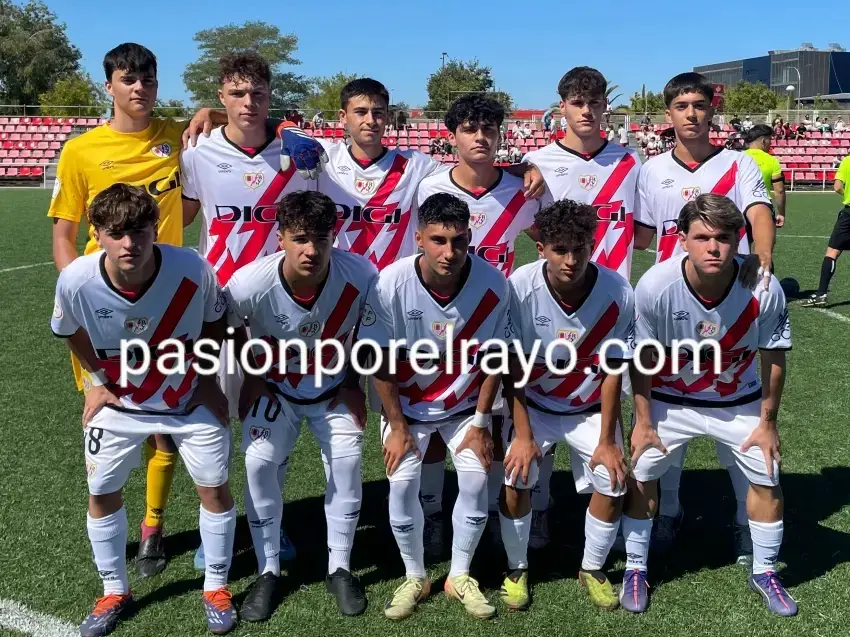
241, 396, 363, 465
632, 399, 778, 487
380, 413, 488, 482
504, 408, 626, 497
84, 406, 230, 495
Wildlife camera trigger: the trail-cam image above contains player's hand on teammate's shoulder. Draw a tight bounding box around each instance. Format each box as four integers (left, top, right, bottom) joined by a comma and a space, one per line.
330, 385, 367, 430
188, 375, 230, 427
182, 107, 216, 149
82, 384, 122, 427
590, 440, 628, 491
382, 425, 419, 476
457, 424, 495, 473
504, 435, 541, 487
237, 374, 279, 421
738, 253, 772, 292
276, 122, 329, 180
522, 163, 546, 200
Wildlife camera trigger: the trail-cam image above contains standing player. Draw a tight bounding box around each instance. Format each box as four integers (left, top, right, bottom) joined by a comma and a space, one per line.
414, 94, 546, 554
744, 124, 786, 227
181, 52, 313, 569
633, 73, 777, 559
360, 193, 512, 620
518, 66, 642, 548
622, 194, 795, 616
500, 200, 634, 611
51, 185, 238, 636
802, 152, 850, 306
223, 191, 376, 620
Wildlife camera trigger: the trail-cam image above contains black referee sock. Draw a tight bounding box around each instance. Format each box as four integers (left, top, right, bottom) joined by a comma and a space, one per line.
817, 257, 836, 296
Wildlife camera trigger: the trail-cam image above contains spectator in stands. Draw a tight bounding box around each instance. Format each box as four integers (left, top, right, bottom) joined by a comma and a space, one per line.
742, 115, 754, 131
560, 114, 567, 131
441, 137, 454, 157
549, 115, 558, 139
729, 115, 742, 132
836, 118, 847, 132
802, 114, 813, 127
496, 143, 510, 163
618, 123, 628, 147
646, 133, 659, 157
641, 114, 652, 126
312, 110, 324, 129
606, 125, 616, 142
814, 117, 823, 131
285, 110, 304, 128
521, 122, 532, 138
821, 118, 833, 134
429, 137, 442, 156
511, 120, 526, 139
773, 117, 784, 137
509, 143, 522, 163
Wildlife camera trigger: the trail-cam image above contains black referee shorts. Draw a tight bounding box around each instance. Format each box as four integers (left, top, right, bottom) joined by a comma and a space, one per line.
828, 206, 850, 251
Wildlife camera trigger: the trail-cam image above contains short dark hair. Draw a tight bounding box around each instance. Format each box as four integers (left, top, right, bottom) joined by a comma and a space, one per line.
663, 72, 714, 107
557, 67, 607, 101
87, 183, 159, 232
744, 124, 774, 144
218, 52, 271, 86
444, 94, 505, 132
103, 43, 157, 82
340, 78, 389, 110
534, 199, 597, 248
678, 193, 745, 236
276, 191, 338, 236
417, 193, 470, 230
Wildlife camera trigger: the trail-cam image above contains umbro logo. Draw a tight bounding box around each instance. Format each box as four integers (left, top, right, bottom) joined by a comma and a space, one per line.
392, 523, 414, 533
407, 309, 423, 320
554, 166, 569, 176
217, 162, 232, 173
99, 160, 114, 170
672, 311, 690, 321
95, 308, 113, 319
466, 516, 487, 526
535, 315, 551, 326
661, 178, 674, 189
249, 517, 274, 529
274, 313, 290, 325
337, 165, 351, 174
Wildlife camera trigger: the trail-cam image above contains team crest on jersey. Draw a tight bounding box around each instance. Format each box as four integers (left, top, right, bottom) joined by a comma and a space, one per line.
151, 143, 171, 158
298, 321, 321, 338
696, 320, 719, 338
431, 320, 455, 340
243, 172, 265, 190
355, 177, 379, 196
52, 298, 63, 320
662, 220, 680, 236
124, 317, 150, 334
681, 186, 702, 201
249, 426, 271, 442
556, 328, 580, 343
469, 212, 487, 229
361, 304, 376, 326
578, 175, 598, 190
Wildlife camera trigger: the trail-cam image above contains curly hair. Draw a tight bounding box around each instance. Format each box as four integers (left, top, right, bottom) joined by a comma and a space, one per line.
418, 192, 470, 230
557, 67, 606, 101
87, 183, 159, 232
276, 190, 337, 236
534, 199, 597, 248
218, 52, 271, 86
444, 94, 505, 133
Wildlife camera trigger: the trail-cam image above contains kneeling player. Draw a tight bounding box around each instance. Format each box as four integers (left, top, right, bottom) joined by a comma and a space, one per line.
51, 185, 237, 636
223, 191, 377, 619
623, 194, 796, 616
361, 193, 512, 620
500, 200, 633, 611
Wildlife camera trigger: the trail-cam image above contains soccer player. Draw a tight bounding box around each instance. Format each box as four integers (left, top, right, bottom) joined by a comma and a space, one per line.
414, 93, 547, 554
181, 52, 313, 568
51, 184, 238, 635
518, 66, 642, 548
223, 191, 376, 619
360, 193, 513, 620
802, 152, 850, 306
623, 194, 795, 616
633, 72, 776, 559
744, 124, 786, 227
501, 200, 634, 611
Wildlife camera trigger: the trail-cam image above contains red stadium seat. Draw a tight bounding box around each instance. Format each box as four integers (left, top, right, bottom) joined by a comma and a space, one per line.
6, 167, 17, 176
32, 166, 44, 176
19, 167, 31, 176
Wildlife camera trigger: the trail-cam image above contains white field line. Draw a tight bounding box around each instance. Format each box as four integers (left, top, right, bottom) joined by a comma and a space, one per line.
812, 308, 850, 324
0, 598, 77, 637
0, 261, 52, 273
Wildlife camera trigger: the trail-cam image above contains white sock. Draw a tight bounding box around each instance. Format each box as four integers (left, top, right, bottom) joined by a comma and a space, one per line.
87, 508, 129, 595
199, 505, 236, 591
419, 461, 444, 517
324, 455, 362, 574
449, 470, 488, 578
581, 510, 620, 571
389, 477, 426, 578
487, 460, 504, 512
659, 463, 683, 517
531, 453, 554, 511
499, 511, 530, 570
621, 515, 652, 572
277, 456, 290, 530
727, 464, 750, 526
245, 454, 282, 576
749, 519, 783, 574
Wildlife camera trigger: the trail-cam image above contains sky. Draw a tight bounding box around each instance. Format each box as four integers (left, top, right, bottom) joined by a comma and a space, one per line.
37, 0, 850, 110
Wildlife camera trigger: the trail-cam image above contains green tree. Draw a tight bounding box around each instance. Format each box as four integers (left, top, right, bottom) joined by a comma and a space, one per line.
38, 72, 106, 117
183, 21, 310, 110
722, 81, 778, 115
153, 99, 186, 118
812, 95, 841, 111
629, 90, 665, 114
424, 59, 514, 114
0, 0, 81, 105
304, 72, 359, 118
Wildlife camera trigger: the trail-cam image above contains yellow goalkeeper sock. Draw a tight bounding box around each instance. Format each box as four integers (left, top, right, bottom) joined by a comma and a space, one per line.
144, 440, 176, 529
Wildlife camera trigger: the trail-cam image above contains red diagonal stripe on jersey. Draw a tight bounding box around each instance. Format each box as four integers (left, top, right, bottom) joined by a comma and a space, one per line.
658, 233, 678, 262
710, 162, 737, 196
206, 217, 236, 270
377, 209, 412, 271
347, 154, 409, 257
216, 165, 297, 284
593, 153, 636, 207
401, 288, 500, 405
548, 301, 620, 398
480, 190, 528, 247
591, 153, 636, 272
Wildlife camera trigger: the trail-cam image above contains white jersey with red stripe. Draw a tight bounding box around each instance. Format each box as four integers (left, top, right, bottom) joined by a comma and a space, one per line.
635, 148, 771, 263
51, 245, 226, 413
223, 248, 377, 402
317, 142, 447, 270
359, 254, 512, 422
509, 262, 634, 414
180, 126, 311, 285
523, 140, 641, 279
634, 254, 791, 406
415, 168, 546, 275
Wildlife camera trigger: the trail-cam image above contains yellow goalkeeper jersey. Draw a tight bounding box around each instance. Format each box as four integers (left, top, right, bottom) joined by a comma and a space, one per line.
47, 118, 186, 253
